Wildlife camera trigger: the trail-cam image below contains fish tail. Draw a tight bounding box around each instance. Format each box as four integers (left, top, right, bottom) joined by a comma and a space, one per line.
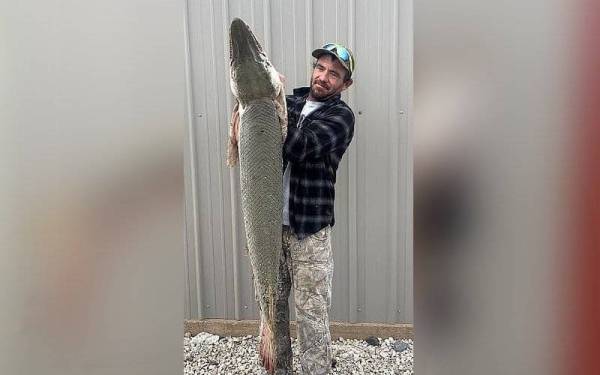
259, 289, 277, 373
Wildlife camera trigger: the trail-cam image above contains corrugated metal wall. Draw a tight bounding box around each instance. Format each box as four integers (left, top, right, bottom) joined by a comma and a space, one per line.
184, 0, 413, 324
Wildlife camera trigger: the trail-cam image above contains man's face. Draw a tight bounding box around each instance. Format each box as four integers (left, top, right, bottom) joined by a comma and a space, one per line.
309, 55, 353, 101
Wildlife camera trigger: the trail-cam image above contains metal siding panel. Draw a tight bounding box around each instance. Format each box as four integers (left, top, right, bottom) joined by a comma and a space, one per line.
353, 0, 369, 322
220, 0, 237, 320
358, 0, 386, 323
213, 0, 230, 319
184, 0, 200, 320
290, 0, 301, 86
204, 0, 222, 318
346, 0, 359, 324
312, 0, 325, 46
373, 0, 392, 324
269, 0, 283, 70
305, 0, 313, 86
400, 143, 413, 322
322, 0, 338, 43
185, 0, 413, 324
400, 0, 414, 323
188, 0, 215, 319
386, 0, 401, 323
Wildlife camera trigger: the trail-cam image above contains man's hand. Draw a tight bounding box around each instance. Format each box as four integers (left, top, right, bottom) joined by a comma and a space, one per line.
231, 108, 240, 145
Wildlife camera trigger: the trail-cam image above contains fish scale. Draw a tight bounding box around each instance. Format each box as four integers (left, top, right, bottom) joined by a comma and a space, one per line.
238, 98, 283, 308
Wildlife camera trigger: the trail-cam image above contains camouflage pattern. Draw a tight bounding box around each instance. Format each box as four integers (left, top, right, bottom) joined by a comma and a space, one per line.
271, 226, 333, 374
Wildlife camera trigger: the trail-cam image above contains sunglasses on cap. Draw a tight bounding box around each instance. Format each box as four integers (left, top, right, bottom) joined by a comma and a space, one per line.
319, 43, 355, 76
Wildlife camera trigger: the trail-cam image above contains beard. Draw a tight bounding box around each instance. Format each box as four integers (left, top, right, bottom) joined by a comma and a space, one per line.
309, 79, 335, 101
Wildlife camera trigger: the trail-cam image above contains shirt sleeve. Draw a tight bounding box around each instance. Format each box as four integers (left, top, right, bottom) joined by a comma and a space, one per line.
283, 105, 355, 163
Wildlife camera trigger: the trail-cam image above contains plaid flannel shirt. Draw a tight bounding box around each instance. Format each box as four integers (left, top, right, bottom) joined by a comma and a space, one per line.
284, 87, 355, 239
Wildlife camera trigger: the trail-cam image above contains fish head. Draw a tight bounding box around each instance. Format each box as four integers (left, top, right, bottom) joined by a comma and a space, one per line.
229, 18, 281, 104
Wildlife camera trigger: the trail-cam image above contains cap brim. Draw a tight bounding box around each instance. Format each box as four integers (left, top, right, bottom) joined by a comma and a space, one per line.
311, 49, 352, 76
312, 48, 331, 59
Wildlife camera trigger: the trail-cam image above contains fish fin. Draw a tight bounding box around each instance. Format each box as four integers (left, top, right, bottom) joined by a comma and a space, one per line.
226, 101, 240, 167
274, 84, 288, 143
258, 289, 277, 373
259, 318, 275, 373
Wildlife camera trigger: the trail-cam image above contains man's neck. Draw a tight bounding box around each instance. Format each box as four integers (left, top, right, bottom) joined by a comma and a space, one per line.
307, 93, 335, 102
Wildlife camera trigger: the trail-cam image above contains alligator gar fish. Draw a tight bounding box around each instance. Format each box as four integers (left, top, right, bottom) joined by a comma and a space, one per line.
226, 17, 287, 373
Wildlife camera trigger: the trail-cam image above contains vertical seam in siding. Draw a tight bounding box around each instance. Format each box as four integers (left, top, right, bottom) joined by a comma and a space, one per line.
388, 0, 400, 323
292, 0, 297, 85
205, 0, 217, 318
347, 0, 358, 323
322, 0, 326, 42
336, 0, 340, 41
403, 0, 414, 322
306, 0, 312, 74
374, 0, 384, 323
183, 221, 191, 318
198, 0, 216, 319
279, 0, 284, 69
264, 0, 271, 57
207, 0, 224, 317
200, 2, 217, 320
215, 0, 229, 318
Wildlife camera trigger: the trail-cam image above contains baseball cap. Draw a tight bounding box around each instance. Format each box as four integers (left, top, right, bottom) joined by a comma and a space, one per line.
312, 43, 355, 78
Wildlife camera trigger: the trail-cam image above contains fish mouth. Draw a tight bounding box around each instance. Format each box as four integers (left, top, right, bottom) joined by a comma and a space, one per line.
229, 18, 265, 64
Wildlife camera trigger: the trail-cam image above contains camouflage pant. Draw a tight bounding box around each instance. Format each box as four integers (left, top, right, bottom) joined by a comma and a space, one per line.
273, 226, 334, 375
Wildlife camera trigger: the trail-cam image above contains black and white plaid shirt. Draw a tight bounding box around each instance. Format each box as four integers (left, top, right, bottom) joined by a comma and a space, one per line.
284, 87, 355, 239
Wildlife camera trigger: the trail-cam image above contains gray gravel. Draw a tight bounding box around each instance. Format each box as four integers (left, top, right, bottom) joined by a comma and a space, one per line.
184, 332, 413, 374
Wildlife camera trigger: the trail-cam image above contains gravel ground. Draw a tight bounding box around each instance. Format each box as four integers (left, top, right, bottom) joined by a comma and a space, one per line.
184, 332, 413, 374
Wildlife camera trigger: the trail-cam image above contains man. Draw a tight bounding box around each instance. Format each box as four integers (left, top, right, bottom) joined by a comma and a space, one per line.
232, 42, 355, 374
272, 43, 356, 375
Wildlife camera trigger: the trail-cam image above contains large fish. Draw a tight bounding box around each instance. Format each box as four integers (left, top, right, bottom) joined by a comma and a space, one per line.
226, 17, 287, 373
